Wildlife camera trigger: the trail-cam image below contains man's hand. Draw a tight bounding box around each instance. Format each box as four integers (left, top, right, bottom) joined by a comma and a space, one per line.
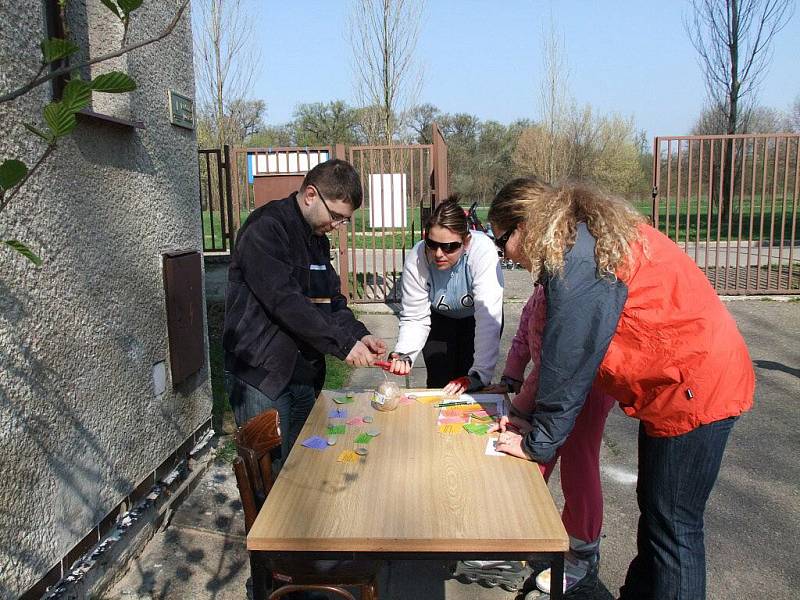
361, 335, 386, 356
345, 340, 376, 367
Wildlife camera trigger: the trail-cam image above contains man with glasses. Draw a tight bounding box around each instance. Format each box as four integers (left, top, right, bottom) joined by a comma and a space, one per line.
223, 159, 385, 467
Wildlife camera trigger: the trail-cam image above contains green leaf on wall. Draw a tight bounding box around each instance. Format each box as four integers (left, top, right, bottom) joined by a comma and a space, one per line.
61, 79, 92, 113
91, 72, 136, 94
0, 160, 28, 191
99, 0, 122, 18
43, 101, 77, 138
40, 37, 80, 63
3, 240, 42, 266
118, 0, 144, 14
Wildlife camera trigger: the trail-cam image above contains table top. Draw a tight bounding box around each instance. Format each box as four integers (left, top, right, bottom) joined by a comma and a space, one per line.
247, 389, 568, 554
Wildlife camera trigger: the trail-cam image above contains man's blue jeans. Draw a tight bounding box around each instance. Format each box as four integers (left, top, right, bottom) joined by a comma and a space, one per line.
224, 372, 316, 470
619, 416, 737, 600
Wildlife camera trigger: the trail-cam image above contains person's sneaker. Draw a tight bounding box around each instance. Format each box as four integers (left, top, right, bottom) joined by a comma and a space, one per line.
535, 552, 599, 596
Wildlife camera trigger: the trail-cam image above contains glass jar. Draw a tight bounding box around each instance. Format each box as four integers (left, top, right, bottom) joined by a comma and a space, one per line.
372, 380, 401, 412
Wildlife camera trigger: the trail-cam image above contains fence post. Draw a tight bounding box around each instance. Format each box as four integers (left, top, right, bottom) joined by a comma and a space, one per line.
229, 147, 242, 234
431, 122, 449, 206
651, 136, 660, 228
223, 145, 236, 253
334, 143, 351, 298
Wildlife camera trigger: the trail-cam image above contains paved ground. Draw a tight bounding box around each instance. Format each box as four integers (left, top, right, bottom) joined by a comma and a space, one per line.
108, 266, 800, 599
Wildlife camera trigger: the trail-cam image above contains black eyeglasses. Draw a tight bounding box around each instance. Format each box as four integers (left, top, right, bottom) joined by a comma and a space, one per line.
425, 238, 463, 253
314, 186, 351, 227
493, 224, 517, 253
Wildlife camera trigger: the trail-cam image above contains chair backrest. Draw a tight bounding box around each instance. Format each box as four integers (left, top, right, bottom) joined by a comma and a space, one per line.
268, 584, 356, 600
232, 456, 259, 533
232, 408, 282, 524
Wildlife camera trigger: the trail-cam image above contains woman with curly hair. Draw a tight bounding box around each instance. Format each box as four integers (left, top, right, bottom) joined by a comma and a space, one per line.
488, 177, 754, 600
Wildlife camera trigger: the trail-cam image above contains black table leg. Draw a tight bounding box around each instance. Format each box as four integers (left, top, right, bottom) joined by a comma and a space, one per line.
549, 552, 565, 600
250, 552, 270, 600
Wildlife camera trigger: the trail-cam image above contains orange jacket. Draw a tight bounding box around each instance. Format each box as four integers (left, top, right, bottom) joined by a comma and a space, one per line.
596, 225, 754, 436
522, 223, 754, 464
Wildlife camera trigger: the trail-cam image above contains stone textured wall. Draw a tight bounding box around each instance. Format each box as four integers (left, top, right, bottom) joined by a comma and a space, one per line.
0, 3, 211, 597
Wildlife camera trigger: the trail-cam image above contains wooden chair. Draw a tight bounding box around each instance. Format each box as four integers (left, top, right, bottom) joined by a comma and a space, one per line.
232, 409, 381, 600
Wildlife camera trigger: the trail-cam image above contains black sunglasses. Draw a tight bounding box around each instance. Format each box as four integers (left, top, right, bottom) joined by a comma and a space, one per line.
425, 238, 463, 253
493, 224, 517, 253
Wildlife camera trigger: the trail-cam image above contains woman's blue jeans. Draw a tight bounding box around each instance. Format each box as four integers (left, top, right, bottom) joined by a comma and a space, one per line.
619, 416, 737, 600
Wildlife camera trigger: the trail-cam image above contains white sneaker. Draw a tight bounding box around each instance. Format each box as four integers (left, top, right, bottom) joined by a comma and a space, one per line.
535, 552, 599, 594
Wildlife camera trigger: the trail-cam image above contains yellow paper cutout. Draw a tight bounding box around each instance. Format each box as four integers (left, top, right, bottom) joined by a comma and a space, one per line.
415, 395, 441, 404
438, 423, 464, 434
337, 450, 359, 463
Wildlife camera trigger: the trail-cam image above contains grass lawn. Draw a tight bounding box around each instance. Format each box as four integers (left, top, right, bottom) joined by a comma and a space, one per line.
649, 196, 797, 244
206, 300, 354, 434
202, 209, 251, 251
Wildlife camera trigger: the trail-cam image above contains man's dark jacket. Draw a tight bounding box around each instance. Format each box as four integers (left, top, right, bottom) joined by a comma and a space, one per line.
223, 193, 369, 398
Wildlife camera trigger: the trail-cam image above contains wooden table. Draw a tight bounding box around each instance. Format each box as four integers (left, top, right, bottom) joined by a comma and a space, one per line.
247, 389, 568, 599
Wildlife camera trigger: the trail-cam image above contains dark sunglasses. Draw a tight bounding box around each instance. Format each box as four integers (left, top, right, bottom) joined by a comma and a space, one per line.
493, 224, 517, 253
425, 238, 463, 253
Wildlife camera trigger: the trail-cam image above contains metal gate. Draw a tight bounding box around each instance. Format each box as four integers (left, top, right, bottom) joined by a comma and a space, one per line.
652, 133, 799, 294
199, 125, 449, 303
337, 144, 433, 303
198, 146, 234, 253
338, 125, 449, 303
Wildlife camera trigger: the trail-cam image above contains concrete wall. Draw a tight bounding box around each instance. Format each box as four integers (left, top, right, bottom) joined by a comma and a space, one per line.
0, 2, 211, 597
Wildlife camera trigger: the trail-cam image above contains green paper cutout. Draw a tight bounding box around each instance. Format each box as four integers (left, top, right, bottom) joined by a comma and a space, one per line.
354, 433, 373, 444
333, 396, 355, 404
327, 425, 346, 435
463, 423, 491, 435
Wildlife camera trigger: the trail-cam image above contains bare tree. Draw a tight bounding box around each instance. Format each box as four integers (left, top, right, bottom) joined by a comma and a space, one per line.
538, 18, 571, 183
406, 102, 441, 144
348, 0, 424, 145
685, 0, 793, 217
788, 95, 800, 132
685, 0, 793, 136
194, 0, 258, 147
692, 102, 785, 134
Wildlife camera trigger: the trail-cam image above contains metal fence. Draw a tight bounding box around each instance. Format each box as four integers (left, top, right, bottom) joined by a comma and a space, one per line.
336, 143, 435, 303
198, 147, 234, 253
201, 127, 449, 304
652, 133, 799, 294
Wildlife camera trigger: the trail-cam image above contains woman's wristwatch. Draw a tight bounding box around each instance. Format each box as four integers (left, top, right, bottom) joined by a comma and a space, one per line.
500, 375, 522, 392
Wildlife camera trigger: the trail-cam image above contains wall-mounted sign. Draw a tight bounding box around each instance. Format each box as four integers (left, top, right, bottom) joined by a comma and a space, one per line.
168, 90, 194, 129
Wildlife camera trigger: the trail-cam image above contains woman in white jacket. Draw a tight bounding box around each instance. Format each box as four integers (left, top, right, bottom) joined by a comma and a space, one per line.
388, 198, 504, 395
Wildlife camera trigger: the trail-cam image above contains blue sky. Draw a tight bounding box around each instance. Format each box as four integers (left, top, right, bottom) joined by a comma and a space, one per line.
237, 0, 798, 138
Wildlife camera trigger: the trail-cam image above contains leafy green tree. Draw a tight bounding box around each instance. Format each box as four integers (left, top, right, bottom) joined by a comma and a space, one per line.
292, 101, 361, 146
